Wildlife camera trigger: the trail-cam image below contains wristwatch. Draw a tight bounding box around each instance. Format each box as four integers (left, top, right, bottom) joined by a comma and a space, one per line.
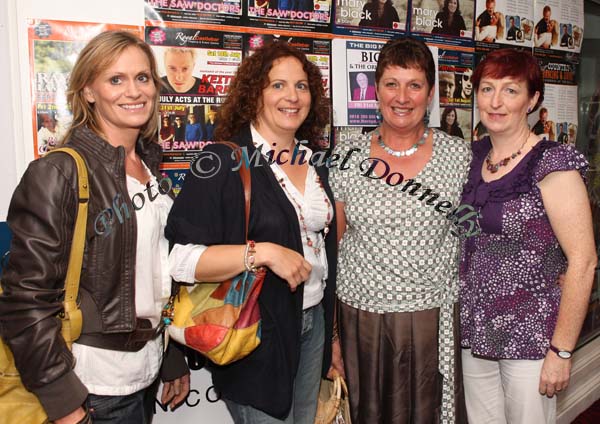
549, 343, 572, 359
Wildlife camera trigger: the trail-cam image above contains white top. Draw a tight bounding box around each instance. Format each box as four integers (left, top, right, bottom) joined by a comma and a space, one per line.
73, 166, 173, 395
168, 126, 333, 310
251, 125, 332, 309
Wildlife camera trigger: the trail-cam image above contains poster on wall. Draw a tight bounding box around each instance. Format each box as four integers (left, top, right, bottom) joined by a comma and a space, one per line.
410, 0, 475, 43
332, 39, 384, 126
437, 46, 474, 107
144, 0, 243, 26
333, 0, 408, 39
527, 56, 578, 144
532, 0, 584, 55
473, 0, 534, 52
332, 38, 440, 127
27, 19, 142, 158
437, 106, 472, 141
245, 0, 333, 33
146, 25, 242, 173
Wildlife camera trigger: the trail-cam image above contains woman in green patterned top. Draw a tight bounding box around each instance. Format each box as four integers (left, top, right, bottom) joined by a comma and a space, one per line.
330, 36, 471, 424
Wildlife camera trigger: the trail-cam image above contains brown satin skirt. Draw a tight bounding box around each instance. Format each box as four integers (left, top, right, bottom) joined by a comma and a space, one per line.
339, 302, 466, 424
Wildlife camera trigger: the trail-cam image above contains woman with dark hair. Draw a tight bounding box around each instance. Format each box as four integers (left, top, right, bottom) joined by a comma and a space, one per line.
460, 48, 595, 423
330, 36, 470, 424
432, 0, 467, 37
441, 107, 465, 139
358, 0, 400, 29
159, 115, 175, 144
0, 31, 189, 424
166, 41, 339, 423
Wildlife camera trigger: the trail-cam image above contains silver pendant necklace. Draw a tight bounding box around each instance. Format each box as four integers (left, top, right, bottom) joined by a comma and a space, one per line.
376, 128, 430, 157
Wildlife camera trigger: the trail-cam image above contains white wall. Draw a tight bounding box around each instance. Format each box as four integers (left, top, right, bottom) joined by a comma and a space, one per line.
0, 1, 19, 219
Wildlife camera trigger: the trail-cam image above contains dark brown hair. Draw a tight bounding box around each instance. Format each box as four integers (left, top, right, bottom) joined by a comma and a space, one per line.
375, 36, 436, 89
214, 42, 328, 145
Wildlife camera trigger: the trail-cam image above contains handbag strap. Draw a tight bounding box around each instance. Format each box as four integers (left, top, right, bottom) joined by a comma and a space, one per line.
218, 142, 251, 241
45, 147, 89, 348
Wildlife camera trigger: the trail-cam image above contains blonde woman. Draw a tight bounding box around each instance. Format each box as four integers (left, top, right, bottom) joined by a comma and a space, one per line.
0, 31, 189, 423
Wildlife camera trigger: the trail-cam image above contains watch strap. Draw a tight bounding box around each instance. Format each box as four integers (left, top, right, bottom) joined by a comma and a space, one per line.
549, 343, 572, 359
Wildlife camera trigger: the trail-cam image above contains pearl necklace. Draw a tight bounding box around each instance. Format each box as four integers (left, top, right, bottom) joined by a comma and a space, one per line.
376, 128, 430, 157
485, 133, 530, 173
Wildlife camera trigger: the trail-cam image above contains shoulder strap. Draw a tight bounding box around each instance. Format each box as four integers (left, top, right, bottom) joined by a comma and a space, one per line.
45, 147, 89, 348
218, 142, 251, 241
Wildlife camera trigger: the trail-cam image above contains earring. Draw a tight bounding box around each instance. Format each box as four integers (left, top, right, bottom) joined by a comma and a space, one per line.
527, 107, 531, 113
423, 107, 430, 126
375, 109, 383, 124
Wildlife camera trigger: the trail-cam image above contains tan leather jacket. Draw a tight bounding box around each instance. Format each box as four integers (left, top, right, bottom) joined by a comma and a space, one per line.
0, 126, 181, 420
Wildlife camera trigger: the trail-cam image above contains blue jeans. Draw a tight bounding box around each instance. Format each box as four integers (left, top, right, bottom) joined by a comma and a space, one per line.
86, 387, 150, 423
226, 303, 325, 424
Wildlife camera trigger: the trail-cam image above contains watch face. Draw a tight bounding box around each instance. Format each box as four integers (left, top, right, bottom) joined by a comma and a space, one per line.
558, 350, 572, 359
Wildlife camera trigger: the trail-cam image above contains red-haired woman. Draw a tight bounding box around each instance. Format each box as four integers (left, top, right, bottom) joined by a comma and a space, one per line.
459, 48, 596, 423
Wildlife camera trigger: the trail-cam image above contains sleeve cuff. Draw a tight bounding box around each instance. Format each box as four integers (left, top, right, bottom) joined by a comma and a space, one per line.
33, 369, 88, 421
169, 243, 207, 284
160, 341, 190, 381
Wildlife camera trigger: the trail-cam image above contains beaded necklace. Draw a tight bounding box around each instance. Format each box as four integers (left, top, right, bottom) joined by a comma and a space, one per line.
250, 131, 331, 254
277, 173, 331, 256
376, 128, 430, 157
485, 132, 530, 173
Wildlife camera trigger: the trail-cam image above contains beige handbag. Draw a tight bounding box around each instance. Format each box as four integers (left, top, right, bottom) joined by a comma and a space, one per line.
314, 371, 351, 424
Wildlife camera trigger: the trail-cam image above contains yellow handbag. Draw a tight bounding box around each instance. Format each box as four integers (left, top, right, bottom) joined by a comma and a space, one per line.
0, 148, 89, 424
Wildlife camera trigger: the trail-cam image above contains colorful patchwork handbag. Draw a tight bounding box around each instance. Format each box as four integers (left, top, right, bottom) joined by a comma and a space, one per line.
167, 142, 266, 366
0, 148, 88, 424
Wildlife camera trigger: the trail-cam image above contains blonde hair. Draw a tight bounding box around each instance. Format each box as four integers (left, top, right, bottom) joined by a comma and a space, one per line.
164, 47, 197, 63
64, 31, 161, 144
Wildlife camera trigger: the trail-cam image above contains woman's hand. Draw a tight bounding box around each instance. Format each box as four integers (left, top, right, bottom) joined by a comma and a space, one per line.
55, 407, 86, 424
255, 242, 311, 291
161, 373, 191, 411
539, 351, 571, 397
327, 339, 346, 379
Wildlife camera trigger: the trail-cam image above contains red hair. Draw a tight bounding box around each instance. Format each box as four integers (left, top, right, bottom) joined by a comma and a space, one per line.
472, 49, 544, 112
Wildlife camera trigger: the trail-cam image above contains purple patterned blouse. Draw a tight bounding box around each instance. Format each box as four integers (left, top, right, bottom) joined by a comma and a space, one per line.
459, 138, 588, 360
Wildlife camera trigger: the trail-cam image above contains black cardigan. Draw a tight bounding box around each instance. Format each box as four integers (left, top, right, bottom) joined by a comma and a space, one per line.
165, 125, 337, 418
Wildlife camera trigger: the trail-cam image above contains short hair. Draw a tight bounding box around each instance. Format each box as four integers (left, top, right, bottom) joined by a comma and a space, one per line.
164, 48, 196, 63
375, 36, 435, 89
543, 5, 551, 15
472, 49, 544, 112
214, 42, 328, 146
65, 31, 160, 144
539, 107, 548, 117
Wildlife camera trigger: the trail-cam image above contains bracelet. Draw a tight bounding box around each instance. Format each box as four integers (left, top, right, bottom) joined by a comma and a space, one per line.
244, 240, 257, 272
332, 321, 339, 343
76, 406, 92, 424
